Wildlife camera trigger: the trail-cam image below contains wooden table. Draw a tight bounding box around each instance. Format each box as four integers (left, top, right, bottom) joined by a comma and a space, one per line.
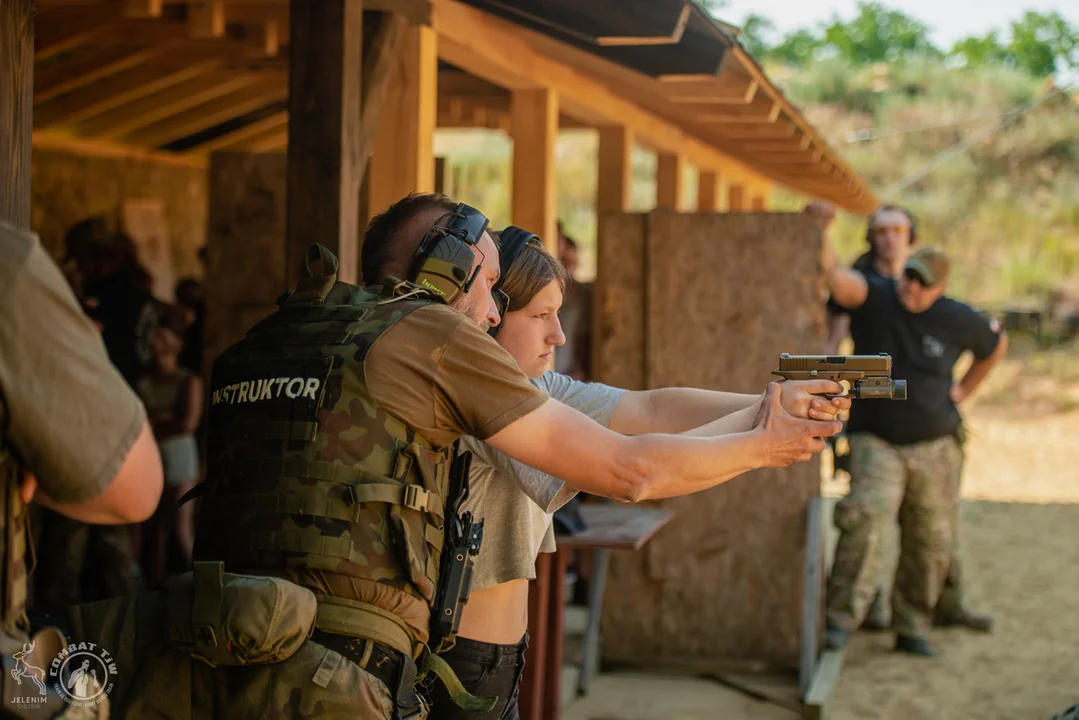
518, 504, 674, 720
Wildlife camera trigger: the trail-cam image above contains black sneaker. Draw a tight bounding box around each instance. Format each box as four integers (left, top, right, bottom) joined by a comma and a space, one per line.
824, 626, 849, 650
934, 609, 994, 633
895, 634, 937, 657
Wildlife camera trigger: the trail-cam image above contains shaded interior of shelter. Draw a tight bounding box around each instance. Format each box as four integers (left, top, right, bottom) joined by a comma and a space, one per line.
30, 0, 875, 212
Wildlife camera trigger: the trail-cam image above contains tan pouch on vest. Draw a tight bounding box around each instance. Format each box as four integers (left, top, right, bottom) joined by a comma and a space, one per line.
161, 561, 317, 667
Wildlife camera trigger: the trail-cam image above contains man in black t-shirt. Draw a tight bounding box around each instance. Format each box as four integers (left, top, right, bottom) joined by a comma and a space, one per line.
816, 218, 1008, 657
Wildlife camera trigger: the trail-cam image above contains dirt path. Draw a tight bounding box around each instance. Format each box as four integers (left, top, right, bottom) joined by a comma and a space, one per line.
832, 354, 1079, 720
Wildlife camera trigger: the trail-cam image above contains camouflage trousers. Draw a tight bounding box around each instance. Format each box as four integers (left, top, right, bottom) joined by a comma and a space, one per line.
826, 432, 964, 637
114, 638, 420, 720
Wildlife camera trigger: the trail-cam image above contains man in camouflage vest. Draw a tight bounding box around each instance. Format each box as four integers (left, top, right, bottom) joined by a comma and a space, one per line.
88, 194, 841, 719
0, 221, 163, 718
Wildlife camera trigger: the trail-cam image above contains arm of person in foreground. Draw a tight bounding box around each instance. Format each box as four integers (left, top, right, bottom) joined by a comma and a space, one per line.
6, 234, 163, 524
607, 379, 850, 436
484, 383, 841, 503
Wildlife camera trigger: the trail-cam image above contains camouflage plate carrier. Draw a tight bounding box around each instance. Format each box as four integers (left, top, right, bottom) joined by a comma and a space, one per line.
189, 244, 491, 713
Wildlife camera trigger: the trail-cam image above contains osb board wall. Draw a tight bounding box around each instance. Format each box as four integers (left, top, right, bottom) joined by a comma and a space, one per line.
29, 148, 208, 284
203, 153, 288, 370
599, 210, 827, 669
592, 212, 647, 391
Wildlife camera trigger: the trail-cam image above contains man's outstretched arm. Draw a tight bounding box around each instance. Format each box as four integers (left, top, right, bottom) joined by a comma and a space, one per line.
485, 384, 841, 503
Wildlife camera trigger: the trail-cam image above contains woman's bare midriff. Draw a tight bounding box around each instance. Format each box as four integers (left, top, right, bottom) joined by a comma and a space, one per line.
455, 579, 530, 645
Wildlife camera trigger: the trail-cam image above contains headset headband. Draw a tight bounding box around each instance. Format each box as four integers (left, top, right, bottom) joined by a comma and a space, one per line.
488, 226, 540, 337
408, 203, 490, 303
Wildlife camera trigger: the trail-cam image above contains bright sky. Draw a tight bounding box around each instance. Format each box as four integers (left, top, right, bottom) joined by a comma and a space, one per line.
720, 1, 1079, 48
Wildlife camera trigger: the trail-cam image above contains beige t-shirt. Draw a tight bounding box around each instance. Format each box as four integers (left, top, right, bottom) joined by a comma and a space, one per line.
298, 301, 550, 640
0, 222, 146, 503
461, 371, 625, 591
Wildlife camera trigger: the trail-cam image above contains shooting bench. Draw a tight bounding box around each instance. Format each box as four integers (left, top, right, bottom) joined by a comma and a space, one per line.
518, 504, 674, 720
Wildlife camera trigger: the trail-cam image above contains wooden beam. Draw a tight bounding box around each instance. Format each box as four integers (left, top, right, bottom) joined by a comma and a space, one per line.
287, 0, 363, 284
125, 0, 162, 18
34, 60, 220, 129
656, 152, 687, 211
356, 13, 408, 186
728, 183, 747, 211
433, 0, 766, 188
511, 88, 559, 252
368, 22, 437, 219
697, 169, 725, 212
188, 0, 225, 38
1, 0, 33, 228
696, 103, 782, 124
364, 0, 433, 26
32, 129, 208, 170
34, 46, 164, 104
122, 81, 287, 147
77, 73, 260, 139
206, 112, 289, 152
597, 126, 633, 215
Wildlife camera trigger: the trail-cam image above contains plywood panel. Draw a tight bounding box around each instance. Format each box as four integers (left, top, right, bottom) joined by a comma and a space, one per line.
600, 210, 827, 669
203, 152, 287, 370
592, 212, 646, 391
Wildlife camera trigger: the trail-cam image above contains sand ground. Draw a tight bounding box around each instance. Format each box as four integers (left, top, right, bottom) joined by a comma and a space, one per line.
566, 347, 1079, 719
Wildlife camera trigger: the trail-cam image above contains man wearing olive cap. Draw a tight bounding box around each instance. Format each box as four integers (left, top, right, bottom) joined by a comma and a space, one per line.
819, 227, 1009, 658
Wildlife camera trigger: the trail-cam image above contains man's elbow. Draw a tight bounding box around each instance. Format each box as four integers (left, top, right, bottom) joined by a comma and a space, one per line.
108, 424, 165, 523
607, 449, 658, 504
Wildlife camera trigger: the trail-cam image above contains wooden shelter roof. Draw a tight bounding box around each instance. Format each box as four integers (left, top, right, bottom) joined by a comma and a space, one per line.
30, 0, 876, 212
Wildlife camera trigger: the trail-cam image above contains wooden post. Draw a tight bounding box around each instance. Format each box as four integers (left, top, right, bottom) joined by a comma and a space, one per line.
728, 183, 748, 211
368, 23, 438, 219
698, 169, 726, 212
286, 0, 363, 284
597, 126, 633, 215
1, 0, 33, 228
752, 183, 772, 211
656, 152, 686, 211
511, 88, 559, 252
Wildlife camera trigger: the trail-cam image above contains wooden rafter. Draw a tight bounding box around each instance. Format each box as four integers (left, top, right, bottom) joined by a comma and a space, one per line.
190, 110, 287, 154
35, 46, 168, 104
34, 60, 220, 128
76, 72, 261, 139
434, 0, 767, 186
122, 80, 287, 147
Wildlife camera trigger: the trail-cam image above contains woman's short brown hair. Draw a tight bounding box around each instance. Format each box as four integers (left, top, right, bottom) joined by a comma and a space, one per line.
494, 232, 568, 312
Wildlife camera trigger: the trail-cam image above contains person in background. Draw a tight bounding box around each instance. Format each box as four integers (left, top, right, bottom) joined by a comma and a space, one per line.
136, 305, 203, 585
555, 227, 592, 381
814, 198, 1008, 657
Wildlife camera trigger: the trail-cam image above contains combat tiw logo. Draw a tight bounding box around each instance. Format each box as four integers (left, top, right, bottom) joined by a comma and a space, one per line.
51, 641, 116, 708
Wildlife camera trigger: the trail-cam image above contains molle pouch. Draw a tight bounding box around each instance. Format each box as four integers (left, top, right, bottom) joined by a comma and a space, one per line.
387, 444, 448, 606
161, 562, 317, 668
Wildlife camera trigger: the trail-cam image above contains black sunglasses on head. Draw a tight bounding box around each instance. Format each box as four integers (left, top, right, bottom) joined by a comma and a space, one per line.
904, 267, 929, 286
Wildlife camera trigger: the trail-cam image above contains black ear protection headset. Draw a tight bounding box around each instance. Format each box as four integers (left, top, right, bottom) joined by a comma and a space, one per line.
488, 226, 541, 338
865, 204, 919, 246
408, 203, 490, 304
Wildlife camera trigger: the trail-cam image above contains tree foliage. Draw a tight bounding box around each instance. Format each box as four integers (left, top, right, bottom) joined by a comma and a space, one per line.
729, 1, 1076, 77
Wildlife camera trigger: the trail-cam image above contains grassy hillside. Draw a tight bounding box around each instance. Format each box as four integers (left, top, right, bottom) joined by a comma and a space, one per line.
435, 59, 1078, 310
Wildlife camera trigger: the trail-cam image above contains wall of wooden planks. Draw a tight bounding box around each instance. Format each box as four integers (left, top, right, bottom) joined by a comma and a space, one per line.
595, 210, 828, 668
202, 152, 287, 370
30, 148, 208, 282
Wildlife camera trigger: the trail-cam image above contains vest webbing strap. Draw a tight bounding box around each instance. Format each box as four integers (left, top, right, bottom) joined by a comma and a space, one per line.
208, 483, 445, 523
312, 595, 416, 659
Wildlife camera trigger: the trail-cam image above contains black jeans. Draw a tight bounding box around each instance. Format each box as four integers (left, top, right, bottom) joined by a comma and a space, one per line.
428, 634, 528, 720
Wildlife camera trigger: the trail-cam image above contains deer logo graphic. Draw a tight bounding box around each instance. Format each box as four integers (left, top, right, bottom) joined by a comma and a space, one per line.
10, 641, 47, 696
